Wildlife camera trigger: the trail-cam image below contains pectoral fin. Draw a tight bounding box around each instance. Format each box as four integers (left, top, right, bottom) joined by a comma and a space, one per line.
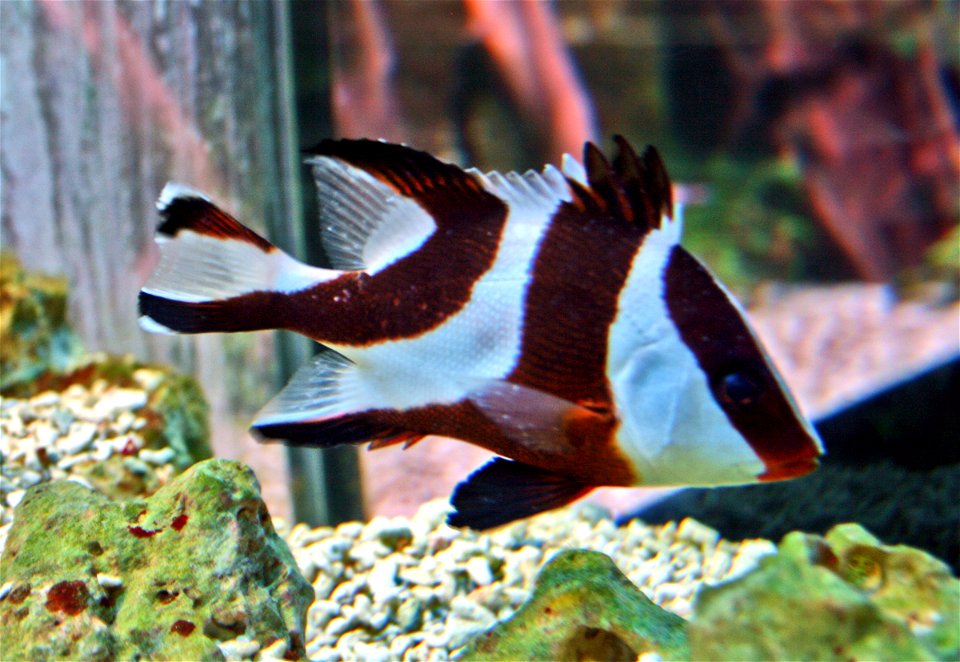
447, 458, 593, 530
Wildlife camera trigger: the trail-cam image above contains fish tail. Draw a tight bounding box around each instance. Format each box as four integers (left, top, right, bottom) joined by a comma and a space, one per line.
138, 183, 339, 335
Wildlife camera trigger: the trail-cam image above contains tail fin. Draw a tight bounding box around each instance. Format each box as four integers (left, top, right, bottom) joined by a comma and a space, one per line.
139, 183, 338, 335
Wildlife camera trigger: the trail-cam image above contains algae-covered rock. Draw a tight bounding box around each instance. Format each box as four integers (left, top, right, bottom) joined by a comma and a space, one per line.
0, 459, 313, 661
459, 549, 689, 661
690, 522, 958, 661
0, 253, 84, 392
782, 523, 959, 660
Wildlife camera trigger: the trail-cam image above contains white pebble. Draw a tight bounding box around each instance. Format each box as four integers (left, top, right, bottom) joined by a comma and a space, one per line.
216, 638, 261, 660
132, 368, 163, 392
59, 422, 97, 454
309, 600, 342, 630
139, 447, 175, 465
7, 490, 27, 508
96, 574, 123, 588
20, 470, 42, 488
29, 391, 61, 408
335, 521, 364, 539
0, 581, 13, 600
677, 517, 720, 548
31, 421, 60, 447
258, 637, 288, 660
112, 411, 136, 434
368, 557, 401, 603
465, 556, 493, 586
326, 615, 356, 637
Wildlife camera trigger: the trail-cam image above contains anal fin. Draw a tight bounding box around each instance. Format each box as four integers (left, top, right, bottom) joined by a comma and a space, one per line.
252, 350, 418, 449
447, 458, 593, 530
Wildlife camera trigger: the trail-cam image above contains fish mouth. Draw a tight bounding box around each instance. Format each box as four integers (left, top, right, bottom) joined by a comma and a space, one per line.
757, 455, 820, 482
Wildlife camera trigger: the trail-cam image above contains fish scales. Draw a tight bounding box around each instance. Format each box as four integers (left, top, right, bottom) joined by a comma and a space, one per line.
138, 137, 823, 530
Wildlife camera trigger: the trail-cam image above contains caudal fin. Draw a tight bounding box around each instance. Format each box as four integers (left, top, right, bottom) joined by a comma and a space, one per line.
139, 183, 337, 335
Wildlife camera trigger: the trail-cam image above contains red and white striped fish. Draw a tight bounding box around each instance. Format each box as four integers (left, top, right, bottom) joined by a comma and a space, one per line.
139, 137, 822, 529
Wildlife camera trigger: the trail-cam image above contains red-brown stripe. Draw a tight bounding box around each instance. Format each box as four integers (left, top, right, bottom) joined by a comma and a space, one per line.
663, 245, 820, 474
283, 140, 508, 344
502, 190, 649, 485
508, 197, 647, 405
158, 196, 275, 252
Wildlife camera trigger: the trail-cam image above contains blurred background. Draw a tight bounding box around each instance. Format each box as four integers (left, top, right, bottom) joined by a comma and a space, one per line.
2, 1, 957, 555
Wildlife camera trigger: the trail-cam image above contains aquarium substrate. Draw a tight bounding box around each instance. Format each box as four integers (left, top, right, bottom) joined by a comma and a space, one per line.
1, 379, 777, 661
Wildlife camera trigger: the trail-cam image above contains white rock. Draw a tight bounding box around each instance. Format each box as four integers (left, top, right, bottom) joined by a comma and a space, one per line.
258, 637, 288, 659
465, 556, 493, 586
7, 490, 27, 508
29, 391, 60, 408
139, 447, 175, 465
96, 573, 123, 588
90, 440, 114, 462
676, 517, 720, 548
325, 614, 358, 637
446, 615, 494, 650
31, 421, 60, 447
368, 557, 402, 603
335, 521, 364, 539
309, 599, 342, 630
330, 578, 362, 604
94, 388, 147, 418
349, 539, 390, 569
112, 411, 136, 435
364, 608, 391, 632
388, 633, 413, 658
132, 368, 164, 392
216, 638, 260, 660
312, 573, 338, 601
59, 422, 97, 454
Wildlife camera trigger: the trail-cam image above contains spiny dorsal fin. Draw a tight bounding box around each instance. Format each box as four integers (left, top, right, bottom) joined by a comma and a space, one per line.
569, 137, 675, 232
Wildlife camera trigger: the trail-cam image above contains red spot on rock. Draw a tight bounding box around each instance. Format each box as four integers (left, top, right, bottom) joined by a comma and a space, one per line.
171, 513, 188, 531
129, 509, 162, 537
45, 581, 90, 615
128, 525, 162, 538
171, 619, 196, 636
120, 439, 138, 456
8, 584, 31, 604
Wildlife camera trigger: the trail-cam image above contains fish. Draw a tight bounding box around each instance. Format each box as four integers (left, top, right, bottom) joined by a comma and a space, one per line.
138, 136, 823, 530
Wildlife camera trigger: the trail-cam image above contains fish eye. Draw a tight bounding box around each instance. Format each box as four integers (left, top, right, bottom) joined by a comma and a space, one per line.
715, 371, 760, 408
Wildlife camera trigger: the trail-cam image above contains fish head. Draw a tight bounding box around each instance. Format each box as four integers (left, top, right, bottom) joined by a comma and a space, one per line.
608, 219, 823, 488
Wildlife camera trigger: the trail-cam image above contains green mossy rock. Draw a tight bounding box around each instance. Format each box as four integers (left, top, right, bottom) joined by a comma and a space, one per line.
0, 459, 313, 661
459, 549, 689, 661
0, 253, 84, 393
690, 523, 958, 661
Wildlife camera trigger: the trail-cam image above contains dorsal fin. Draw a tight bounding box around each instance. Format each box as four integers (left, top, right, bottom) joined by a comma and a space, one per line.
305, 139, 501, 274
306, 139, 490, 205
565, 137, 675, 233
309, 156, 437, 272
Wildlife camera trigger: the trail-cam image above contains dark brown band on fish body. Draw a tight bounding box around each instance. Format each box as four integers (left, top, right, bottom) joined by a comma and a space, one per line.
663, 245, 820, 475
290, 140, 509, 345
158, 196, 275, 252
509, 203, 647, 406
507, 138, 665, 405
